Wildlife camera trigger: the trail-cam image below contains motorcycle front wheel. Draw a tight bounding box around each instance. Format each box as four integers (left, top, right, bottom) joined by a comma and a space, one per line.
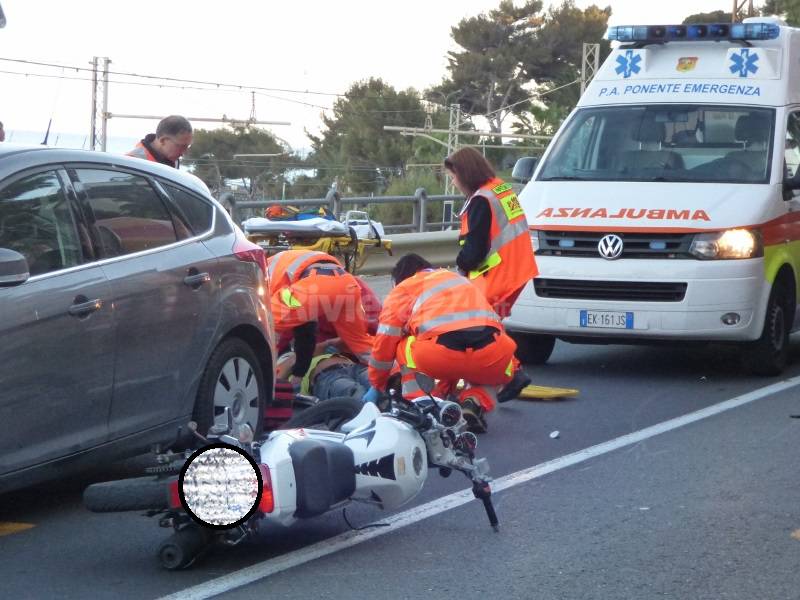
281, 396, 364, 431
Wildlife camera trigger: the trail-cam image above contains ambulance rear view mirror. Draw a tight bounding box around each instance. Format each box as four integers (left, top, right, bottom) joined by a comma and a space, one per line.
783, 173, 800, 192
512, 157, 538, 183
0, 3, 6, 28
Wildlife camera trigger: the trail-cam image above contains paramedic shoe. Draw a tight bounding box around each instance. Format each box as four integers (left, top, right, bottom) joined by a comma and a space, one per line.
497, 370, 531, 403
461, 398, 488, 434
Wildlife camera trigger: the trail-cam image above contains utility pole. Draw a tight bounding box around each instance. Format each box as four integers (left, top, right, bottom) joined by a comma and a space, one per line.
445, 103, 462, 195
732, 0, 755, 21
89, 56, 110, 151
581, 43, 600, 95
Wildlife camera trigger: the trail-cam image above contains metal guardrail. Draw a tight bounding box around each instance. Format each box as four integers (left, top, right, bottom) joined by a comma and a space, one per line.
356, 231, 460, 275
222, 188, 464, 234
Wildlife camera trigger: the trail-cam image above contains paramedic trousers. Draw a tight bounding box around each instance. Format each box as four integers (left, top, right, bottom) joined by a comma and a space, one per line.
396, 330, 517, 412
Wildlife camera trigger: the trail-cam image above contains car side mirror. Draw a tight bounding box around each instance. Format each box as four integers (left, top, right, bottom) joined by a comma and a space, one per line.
0, 248, 30, 287
512, 157, 539, 183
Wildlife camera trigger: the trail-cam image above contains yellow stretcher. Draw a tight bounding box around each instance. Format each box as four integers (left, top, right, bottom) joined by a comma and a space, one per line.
246, 231, 392, 274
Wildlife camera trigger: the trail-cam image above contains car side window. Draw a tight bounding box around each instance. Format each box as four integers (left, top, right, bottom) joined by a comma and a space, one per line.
75, 169, 178, 257
0, 170, 83, 276
163, 183, 214, 236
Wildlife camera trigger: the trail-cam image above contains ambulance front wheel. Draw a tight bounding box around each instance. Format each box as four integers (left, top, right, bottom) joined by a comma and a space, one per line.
742, 277, 793, 376
510, 333, 556, 365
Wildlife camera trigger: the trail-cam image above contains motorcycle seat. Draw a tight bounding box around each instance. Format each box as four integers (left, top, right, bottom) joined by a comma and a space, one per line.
289, 439, 356, 518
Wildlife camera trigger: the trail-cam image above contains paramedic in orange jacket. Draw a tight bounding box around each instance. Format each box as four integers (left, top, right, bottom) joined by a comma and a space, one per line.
368, 253, 517, 433
444, 147, 538, 401
267, 249, 374, 380
127, 115, 193, 168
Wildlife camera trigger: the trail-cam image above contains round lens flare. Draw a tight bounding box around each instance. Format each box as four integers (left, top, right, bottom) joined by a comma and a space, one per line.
179, 445, 263, 528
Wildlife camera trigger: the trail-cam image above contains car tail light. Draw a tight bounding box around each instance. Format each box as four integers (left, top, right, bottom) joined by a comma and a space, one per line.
233, 231, 267, 277
168, 478, 181, 509
258, 464, 274, 513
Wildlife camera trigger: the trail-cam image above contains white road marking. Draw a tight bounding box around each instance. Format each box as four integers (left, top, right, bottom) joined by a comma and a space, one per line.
158, 376, 800, 600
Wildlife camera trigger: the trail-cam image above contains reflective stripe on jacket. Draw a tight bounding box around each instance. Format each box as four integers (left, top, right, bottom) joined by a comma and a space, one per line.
368, 269, 502, 389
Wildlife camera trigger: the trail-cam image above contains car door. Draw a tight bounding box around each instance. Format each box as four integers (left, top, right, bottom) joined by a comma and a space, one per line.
0, 168, 114, 476
69, 167, 220, 436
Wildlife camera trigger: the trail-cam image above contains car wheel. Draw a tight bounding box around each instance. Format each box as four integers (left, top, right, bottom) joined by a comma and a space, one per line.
509, 332, 556, 365
193, 338, 265, 436
742, 279, 792, 376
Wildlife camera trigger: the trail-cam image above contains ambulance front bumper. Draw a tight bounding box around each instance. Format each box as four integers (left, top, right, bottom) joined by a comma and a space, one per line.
504, 256, 769, 342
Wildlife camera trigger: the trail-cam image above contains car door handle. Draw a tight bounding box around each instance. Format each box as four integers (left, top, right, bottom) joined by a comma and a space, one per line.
184, 272, 211, 288
69, 296, 103, 317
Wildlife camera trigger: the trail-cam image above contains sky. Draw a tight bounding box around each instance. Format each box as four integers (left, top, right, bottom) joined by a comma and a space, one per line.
0, 0, 740, 153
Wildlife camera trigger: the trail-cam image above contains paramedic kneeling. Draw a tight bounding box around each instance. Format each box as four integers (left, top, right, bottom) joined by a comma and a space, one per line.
367, 253, 517, 434
267, 250, 374, 381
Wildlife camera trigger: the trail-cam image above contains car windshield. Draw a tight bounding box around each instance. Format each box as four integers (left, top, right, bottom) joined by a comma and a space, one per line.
537, 104, 774, 184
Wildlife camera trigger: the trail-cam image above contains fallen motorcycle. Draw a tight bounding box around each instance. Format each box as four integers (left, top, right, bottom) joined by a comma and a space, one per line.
83, 375, 498, 570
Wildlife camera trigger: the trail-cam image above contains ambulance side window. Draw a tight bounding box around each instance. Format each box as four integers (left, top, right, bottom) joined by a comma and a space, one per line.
784, 113, 800, 188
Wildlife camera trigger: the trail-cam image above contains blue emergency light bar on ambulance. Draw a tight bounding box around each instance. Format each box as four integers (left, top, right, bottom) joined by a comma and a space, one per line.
504, 17, 800, 376
607, 22, 780, 43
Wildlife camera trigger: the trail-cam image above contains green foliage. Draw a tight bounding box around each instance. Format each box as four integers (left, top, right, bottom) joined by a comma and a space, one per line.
185, 126, 292, 198
307, 78, 445, 196
430, 0, 610, 137
762, 0, 800, 25
683, 10, 732, 24
366, 170, 450, 229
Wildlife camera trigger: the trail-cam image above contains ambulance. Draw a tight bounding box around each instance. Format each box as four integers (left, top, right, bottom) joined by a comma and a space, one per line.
507, 17, 800, 375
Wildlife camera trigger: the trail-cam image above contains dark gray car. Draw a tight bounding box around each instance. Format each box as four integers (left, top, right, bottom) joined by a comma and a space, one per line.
0, 145, 275, 493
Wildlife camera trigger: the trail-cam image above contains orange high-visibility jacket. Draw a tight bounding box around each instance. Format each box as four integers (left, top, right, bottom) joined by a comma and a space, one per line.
368, 269, 503, 389
266, 249, 343, 289
459, 177, 538, 308
126, 142, 158, 163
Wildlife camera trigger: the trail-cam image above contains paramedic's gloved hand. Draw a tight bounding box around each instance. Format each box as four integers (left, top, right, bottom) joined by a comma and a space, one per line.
362, 386, 380, 405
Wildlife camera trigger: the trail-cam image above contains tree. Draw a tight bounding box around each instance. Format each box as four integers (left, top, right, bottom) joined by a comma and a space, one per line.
762, 0, 800, 25
185, 126, 290, 199
431, 1, 610, 140
307, 78, 444, 195
683, 10, 732, 24
431, 0, 545, 135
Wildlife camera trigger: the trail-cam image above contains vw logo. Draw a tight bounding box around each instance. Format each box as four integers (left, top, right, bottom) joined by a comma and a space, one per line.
598, 234, 624, 260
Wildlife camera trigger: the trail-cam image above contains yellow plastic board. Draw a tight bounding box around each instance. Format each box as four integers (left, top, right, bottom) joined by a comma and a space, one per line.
517, 384, 579, 400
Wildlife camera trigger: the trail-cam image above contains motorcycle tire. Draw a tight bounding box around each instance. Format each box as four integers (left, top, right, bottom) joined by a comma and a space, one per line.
158, 526, 210, 570
83, 476, 170, 513
281, 396, 364, 432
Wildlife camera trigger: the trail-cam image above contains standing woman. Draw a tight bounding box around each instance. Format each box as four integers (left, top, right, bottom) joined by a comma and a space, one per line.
444, 147, 538, 400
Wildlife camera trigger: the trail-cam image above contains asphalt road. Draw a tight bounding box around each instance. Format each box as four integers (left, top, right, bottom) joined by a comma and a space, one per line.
1, 275, 799, 599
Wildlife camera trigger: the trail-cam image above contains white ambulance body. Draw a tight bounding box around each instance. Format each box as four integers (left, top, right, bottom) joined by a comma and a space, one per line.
507, 19, 800, 374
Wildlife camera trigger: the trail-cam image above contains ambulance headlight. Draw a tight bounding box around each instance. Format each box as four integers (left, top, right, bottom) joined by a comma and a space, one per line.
689, 229, 762, 260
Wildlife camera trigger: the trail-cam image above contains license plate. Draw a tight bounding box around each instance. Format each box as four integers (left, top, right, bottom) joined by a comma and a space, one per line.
579, 310, 633, 329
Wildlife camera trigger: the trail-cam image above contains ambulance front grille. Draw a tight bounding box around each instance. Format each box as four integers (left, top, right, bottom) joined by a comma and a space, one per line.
535, 231, 694, 259
534, 278, 688, 302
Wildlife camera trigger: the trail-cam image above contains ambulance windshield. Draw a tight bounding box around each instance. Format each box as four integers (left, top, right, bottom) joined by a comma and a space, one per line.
538, 104, 774, 184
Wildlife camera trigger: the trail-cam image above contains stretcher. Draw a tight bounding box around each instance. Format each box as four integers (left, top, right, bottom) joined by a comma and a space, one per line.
242, 211, 392, 274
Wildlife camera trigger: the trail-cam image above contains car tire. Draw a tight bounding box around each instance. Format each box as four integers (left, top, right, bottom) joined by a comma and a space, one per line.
193, 338, 266, 436
510, 332, 556, 365
741, 278, 792, 376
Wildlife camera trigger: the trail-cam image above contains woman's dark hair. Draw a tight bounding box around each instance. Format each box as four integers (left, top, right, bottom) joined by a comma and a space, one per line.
443, 147, 496, 195
391, 253, 432, 285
